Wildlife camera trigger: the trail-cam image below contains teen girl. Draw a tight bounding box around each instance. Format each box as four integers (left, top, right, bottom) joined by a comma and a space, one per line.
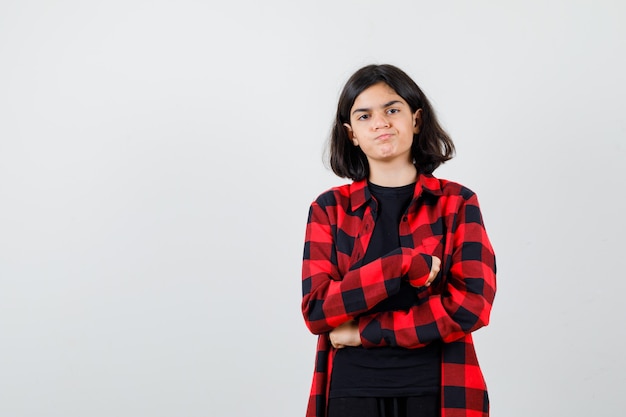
301, 64, 496, 417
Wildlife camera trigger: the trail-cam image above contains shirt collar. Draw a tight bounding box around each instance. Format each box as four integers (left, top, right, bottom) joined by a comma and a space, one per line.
349, 173, 443, 211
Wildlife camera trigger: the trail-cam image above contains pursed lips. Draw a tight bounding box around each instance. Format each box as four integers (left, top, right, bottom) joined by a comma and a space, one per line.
375, 133, 393, 140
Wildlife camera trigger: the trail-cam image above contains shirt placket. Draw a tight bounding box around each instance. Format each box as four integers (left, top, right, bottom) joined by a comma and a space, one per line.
349, 202, 377, 267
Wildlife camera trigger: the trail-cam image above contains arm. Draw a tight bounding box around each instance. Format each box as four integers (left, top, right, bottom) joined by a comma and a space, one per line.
357, 192, 497, 349
329, 257, 441, 349
301, 200, 434, 335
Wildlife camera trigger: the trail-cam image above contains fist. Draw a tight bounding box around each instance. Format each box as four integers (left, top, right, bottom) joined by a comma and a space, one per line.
405, 251, 442, 288
329, 320, 361, 349
425, 255, 441, 287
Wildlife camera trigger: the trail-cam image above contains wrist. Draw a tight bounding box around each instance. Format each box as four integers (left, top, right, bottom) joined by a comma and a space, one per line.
407, 253, 431, 287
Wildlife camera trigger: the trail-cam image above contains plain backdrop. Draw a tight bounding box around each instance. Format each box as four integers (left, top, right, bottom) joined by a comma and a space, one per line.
1, 1, 625, 416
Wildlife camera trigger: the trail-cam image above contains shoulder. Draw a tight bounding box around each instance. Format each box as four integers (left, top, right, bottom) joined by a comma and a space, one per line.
310, 182, 354, 209
430, 175, 477, 201
306, 183, 354, 225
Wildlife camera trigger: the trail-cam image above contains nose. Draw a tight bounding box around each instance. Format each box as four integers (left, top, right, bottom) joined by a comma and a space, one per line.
372, 112, 390, 129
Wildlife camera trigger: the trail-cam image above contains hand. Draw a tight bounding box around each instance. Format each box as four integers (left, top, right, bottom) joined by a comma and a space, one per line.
405, 253, 441, 288
425, 255, 441, 287
329, 320, 362, 349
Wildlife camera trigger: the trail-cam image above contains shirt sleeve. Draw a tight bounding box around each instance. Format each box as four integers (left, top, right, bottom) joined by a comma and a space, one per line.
301, 200, 432, 335
357, 192, 497, 348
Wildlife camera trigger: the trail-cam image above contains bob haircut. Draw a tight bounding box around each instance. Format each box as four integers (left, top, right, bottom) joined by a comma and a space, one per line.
329, 64, 455, 181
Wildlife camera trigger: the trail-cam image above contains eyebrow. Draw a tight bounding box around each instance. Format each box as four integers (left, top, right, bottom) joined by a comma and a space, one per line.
351, 100, 404, 116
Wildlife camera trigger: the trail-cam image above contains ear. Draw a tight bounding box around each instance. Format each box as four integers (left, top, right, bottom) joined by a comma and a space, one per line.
412, 109, 423, 134
343, 123, 358, 146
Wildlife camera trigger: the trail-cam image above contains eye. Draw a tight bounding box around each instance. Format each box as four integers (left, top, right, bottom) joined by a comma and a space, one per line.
387, 108, 400, 115
357, 114, 370, 121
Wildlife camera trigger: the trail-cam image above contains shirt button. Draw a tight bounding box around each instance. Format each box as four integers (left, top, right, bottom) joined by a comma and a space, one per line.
402, 216, 408, 222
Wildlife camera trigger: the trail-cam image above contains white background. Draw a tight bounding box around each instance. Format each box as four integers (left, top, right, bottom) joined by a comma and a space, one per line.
1, 1, 625, 416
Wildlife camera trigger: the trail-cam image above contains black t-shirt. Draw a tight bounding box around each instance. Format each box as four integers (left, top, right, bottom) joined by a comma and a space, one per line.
329, 182, 442, 398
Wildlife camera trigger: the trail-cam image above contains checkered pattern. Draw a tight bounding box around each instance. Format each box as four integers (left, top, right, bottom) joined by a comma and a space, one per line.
301, 174, 496, 417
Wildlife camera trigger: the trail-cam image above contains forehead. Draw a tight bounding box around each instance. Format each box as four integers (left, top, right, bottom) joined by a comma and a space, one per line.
352, 82, 405, 108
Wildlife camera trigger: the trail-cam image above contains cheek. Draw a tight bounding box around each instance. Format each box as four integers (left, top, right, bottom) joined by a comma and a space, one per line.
352, 125, 368, 138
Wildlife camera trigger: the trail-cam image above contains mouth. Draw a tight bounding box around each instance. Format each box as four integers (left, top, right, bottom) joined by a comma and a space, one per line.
375, 133, 393, 140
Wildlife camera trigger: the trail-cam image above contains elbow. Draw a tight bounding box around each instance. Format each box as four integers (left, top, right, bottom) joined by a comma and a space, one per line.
469, 304, 493, 333
304, 320, 329, 335
453, 298, 493, 334
302, 297, 333, 335
302, 309, 331, 335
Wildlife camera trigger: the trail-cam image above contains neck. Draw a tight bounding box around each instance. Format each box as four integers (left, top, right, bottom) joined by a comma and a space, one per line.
368, 160, 418, 187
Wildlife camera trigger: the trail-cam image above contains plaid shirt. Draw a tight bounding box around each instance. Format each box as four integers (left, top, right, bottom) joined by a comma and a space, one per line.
301, 173, 497, 417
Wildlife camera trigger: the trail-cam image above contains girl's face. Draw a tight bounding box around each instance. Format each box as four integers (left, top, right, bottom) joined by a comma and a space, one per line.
344, 82, 421, 168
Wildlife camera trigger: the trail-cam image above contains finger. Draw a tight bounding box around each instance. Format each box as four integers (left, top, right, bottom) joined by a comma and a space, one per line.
426, 259, 441, 287
429, 268, 439, 284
